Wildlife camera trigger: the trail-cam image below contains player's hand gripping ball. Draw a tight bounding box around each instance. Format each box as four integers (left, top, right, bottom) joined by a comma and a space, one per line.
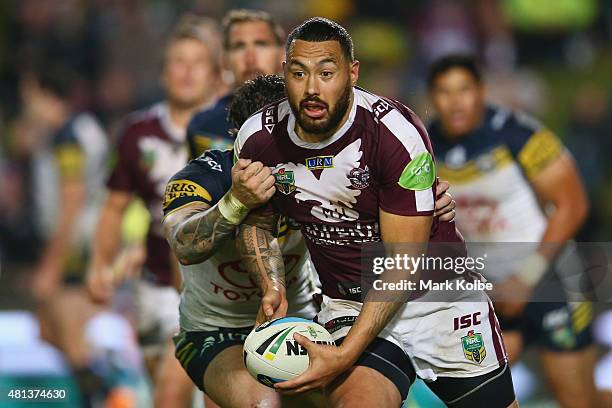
243, 317, 334, 387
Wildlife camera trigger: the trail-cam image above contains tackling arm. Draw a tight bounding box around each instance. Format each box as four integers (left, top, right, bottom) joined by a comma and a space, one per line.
237, 211, 287, 324
163, 201, 238, 265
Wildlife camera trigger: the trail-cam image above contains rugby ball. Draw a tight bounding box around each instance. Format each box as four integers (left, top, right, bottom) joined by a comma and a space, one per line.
243, 317, 334, 387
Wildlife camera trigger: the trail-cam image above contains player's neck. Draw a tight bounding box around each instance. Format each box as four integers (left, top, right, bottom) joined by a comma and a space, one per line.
295, 92, 354, 143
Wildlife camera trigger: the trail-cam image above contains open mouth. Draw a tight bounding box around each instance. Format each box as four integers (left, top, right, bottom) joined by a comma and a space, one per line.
301, 101, 327, 119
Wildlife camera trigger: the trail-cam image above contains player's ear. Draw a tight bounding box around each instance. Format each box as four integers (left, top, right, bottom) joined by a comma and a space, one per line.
350, 60, 360, 87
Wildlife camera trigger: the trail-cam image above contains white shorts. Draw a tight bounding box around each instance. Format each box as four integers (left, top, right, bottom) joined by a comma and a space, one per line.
316, 287, 506, 382
135, 279, 180, 357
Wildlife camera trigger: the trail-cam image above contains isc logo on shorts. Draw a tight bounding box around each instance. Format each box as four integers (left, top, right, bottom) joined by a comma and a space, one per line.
453, 312, 481, 331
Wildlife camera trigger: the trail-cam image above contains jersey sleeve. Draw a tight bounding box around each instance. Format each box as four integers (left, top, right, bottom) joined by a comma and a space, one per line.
52, 123, 84, 181
106, 123, 138, 192
375, 103, 435, 216
233, 113, 278, 217
162, 150, 232, 216
505, 111, 564, 180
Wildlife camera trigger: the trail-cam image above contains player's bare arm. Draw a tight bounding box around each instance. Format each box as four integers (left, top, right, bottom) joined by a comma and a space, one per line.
277, 211, 432, 394
163, 158, 276, 265
163, 202, 236, 265
530, 151, 588, 259
237, 211, 288, 325
496, 150, 589, 316
86, 190, 132, 304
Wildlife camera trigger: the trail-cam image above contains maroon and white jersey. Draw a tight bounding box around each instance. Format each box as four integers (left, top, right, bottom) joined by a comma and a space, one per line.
107, 103, 188, 285
235, 87, 465, 299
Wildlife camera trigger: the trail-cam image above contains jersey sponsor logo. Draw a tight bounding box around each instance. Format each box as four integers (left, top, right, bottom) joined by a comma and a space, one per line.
264, 106, 276, 133
453, 312, 482, 330
323, 315, 357, 334
304, 222, 379, 246
398, 151, 435, 190
455, 196, 506, 236
199, 155, 222, 172
278, 139, 363, 223
213, 255, 301, 302
348, 166, 370, 189
306, 156, 334, 170
372, 99, 392, 120
163, 179, 212, 209
274, 168, 296, 195
461, 330, 486, 364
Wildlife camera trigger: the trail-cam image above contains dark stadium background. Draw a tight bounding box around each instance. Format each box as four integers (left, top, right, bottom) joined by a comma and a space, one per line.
0, 1, 611, 407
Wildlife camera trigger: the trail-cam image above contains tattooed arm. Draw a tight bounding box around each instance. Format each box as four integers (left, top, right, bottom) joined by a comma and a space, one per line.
163, 158, 276, 265
163, 201, 237, 265
237, 211, 287, 324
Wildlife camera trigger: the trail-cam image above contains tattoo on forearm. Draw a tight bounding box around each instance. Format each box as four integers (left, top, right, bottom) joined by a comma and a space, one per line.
237, 221, 285, 290
170, 205, 237, 265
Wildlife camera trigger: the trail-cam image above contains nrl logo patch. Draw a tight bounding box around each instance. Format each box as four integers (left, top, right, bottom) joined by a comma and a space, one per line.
274, 168, 296, 195
306, 156, 333, 170
461, 330, 486, 364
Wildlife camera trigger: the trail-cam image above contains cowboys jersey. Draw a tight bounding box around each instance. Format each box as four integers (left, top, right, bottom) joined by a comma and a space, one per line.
163, 149, 318, 330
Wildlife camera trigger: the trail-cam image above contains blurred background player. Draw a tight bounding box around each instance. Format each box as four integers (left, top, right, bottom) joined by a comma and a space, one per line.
18, 65, 136, 407
86, 15, 225, 408
427, 54, 596, 408
186, 9, 285, 158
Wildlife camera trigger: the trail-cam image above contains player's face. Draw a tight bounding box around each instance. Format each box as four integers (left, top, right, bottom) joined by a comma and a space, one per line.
163, 38, 216, 108
284, 40, 359, 136
429, 68, 485, 137
226, 21, 283, 84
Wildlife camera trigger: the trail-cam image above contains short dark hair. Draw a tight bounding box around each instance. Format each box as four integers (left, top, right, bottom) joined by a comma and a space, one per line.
227, 74, 286, 132
286, 17, 354, 61
222, 9, 285, 50
427, 54, 481, 88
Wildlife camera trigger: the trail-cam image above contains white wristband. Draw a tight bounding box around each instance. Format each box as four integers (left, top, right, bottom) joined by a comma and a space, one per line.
516, 252, 549, 287
217, 191, 249, 225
